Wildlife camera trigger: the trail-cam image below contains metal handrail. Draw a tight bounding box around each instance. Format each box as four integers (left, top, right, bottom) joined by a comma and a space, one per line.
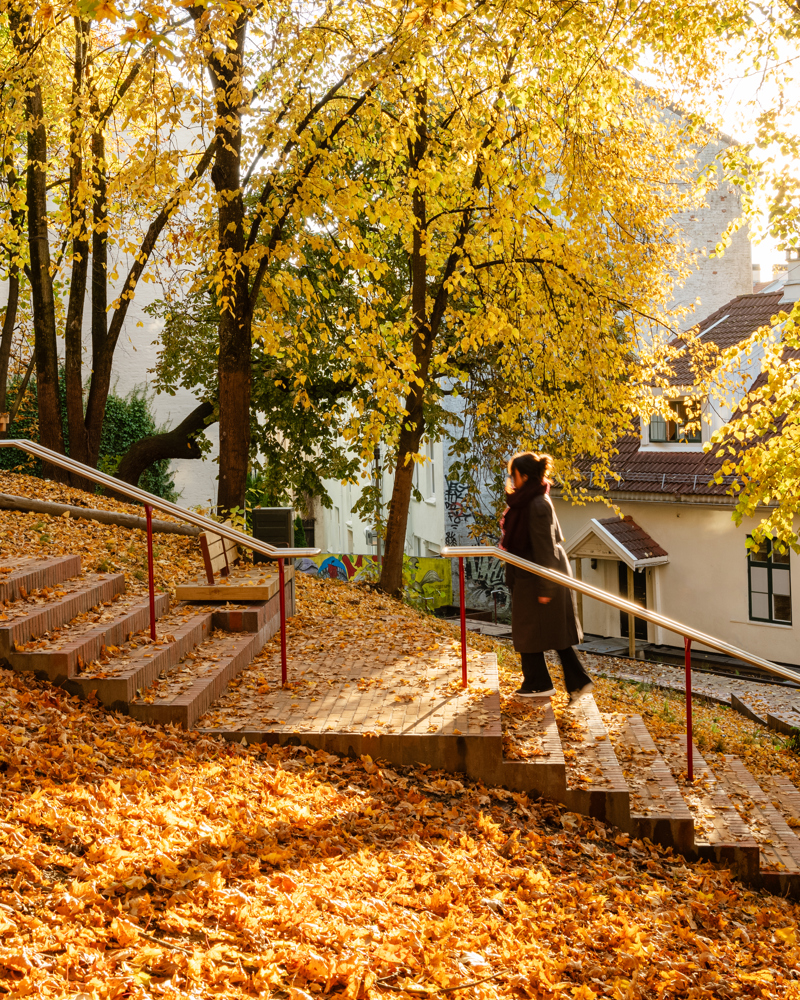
442, 544, 796, 683
442, 544, 799, 781
0, 439, 320, 683
0, 439, 318, 559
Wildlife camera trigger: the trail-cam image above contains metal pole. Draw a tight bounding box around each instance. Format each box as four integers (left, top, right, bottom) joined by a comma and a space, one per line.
684, 636, 693, 782
459, 557, 467, 687
574, 557, 583, 629
278, 557, 288, 686
627, 565, 636, 660
145, 504, 156, 640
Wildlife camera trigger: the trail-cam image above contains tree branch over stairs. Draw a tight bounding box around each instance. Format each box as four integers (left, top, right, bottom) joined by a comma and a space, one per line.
114, 400, 215, 488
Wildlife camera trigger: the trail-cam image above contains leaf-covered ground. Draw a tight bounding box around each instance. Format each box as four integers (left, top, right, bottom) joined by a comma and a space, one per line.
0, 471, 799, 997
2, 667, 800, 999
0, 471, 204, 597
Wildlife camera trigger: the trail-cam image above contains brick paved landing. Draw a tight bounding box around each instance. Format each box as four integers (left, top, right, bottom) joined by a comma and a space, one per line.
197, 646, 500, 740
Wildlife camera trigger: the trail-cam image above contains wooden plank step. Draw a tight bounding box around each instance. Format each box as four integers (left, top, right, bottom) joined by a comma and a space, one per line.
0, 555, 81, 602
6, 592, 169, 685
175, 565, 290, 603
69, 608, 216, 711
715, 756, 800, 896
608, 714, 693, 853
129, 629, 262, 729
0, 573, 126, 655
661, 736, 759, 880
559, 696, 629, 828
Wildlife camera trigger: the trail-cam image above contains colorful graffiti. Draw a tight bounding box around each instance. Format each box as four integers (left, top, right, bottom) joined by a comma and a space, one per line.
295, 553, 453, 609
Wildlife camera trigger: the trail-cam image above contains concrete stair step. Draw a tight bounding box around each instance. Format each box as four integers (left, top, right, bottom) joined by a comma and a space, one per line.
558, 695, 629, 828
0, 555, 82, 602
608, 713, 694, 853
70, 606, 217, 711
765, 710, 800, 737
129, 629, 265, 728
715, 756, 800, 895
660, 736, 759, 880
6, 591, 170, 685
0, 573, 126, 655
499, 698, 567, 800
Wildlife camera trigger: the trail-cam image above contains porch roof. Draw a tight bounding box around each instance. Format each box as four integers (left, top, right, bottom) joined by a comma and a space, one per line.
564, 515, 669, 570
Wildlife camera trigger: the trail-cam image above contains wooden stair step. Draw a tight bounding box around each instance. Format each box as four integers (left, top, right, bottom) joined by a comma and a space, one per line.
6, 592, 170, 684
607, 714, 693, 853
0, 573, 126, 655
0, 555, 81, 603
70, 608, 217, 711
715, 756, 800, 894
558, 695, 629, 828
661, 736, 759, 879
500, 698, 567, 800
129, 629, 263, 729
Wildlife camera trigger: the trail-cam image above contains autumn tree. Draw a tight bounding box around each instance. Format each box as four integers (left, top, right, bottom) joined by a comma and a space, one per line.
0, 3, 215, 484
699, 2, 800, 547
263, 22, 717, 594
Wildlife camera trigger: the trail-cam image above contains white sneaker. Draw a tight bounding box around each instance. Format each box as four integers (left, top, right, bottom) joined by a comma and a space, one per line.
569, 682, 594, 703
516, 687, 556, 698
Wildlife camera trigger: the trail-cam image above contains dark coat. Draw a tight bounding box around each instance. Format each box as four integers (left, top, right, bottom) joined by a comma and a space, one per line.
505, 493, 582, 653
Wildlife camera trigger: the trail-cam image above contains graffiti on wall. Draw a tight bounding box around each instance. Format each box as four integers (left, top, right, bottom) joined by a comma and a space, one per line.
295, 553, 453, 610
444, 479, 471, 547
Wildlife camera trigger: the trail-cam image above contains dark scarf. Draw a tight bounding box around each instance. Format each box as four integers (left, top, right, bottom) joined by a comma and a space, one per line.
499, 479, 549, 559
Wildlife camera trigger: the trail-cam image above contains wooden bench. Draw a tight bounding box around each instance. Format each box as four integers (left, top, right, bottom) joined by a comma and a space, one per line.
175, 524, 294, 602
200, 524, 239, 584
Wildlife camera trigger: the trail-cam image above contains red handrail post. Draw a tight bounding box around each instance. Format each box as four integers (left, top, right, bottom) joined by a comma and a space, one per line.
278, 557, 288, 686
145, 504, 156, 641
684, 636, 693, 782
459, 557, 467, 688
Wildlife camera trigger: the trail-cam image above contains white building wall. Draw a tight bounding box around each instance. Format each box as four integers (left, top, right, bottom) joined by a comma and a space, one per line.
316, 441, 446, 556
670, 133, 753, 325
554, 496, 800, 665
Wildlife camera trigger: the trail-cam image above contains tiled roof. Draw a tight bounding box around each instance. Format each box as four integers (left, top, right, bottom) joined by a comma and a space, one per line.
589, 432, 730, 497
597, 515, 668, 560
571, 291, 787, 498
669, 291, 784, 385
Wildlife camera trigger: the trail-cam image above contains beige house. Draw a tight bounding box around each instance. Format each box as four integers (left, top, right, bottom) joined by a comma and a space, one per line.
553, 271, 800, 667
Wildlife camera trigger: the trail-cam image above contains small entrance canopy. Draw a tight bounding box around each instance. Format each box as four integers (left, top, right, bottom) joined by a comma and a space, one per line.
564, 516, 669, 570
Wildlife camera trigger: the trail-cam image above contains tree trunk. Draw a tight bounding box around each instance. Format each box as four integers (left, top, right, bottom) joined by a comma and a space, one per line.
11, 10, 67, 479
64, 17, 91, 472
207, 15, 251, 516
114, 400, 214, 487
0, 163, 23, 429
379, 82, 428, 596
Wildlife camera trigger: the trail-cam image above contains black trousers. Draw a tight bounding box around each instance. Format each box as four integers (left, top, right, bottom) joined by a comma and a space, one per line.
521, 648, 592, 694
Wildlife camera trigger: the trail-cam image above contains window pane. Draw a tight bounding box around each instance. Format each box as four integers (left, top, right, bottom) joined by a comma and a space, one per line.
650, 415, 666, 442
749, 539, 770, 563
666, 419, 679, 441
773, 594, 792, 623
772, 546, 790, 565
673, 400, 687, 422
750, 566, 769, 593
772, 569, 791, 596
751, 592, 770, 619
683, 424, 701, 443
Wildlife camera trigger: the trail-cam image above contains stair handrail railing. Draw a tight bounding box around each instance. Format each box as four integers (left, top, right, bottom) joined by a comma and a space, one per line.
0, 439, 320, 683
442, 544, 800, 781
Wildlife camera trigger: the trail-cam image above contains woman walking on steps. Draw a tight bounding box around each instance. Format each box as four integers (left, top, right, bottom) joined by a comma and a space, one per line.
499, 451, 594, 701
